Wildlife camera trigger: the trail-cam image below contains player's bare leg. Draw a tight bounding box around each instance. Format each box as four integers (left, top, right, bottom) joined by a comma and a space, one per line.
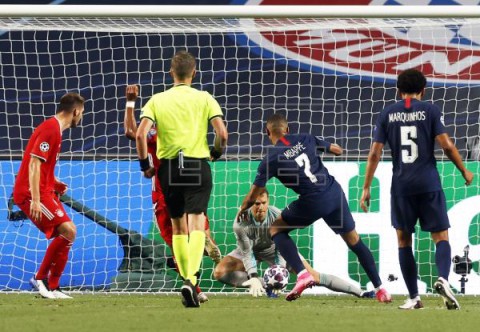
214, 256, 267, 297
213, 255, 248, 286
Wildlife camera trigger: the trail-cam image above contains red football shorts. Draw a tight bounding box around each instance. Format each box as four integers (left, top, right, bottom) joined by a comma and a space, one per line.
16, 194, 71, 239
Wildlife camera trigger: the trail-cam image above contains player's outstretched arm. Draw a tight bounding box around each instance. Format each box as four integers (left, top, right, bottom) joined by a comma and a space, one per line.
233, 220, 257, 277
329, 143, 343, 156
233, 221, 264, 296
238, 185, 265, 221
360, 142, 384, 212
314, 136, 342, 155
124, 84, 139, 141
436, 133, 473, 185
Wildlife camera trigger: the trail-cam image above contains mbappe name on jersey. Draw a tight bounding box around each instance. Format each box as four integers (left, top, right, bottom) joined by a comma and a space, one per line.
283, 142, 306, 159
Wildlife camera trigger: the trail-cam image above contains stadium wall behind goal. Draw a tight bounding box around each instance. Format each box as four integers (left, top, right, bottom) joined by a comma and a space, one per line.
0, 161, 479, 294
1, 0, 480, 294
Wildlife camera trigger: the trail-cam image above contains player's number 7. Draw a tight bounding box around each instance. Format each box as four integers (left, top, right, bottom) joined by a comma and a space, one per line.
295, 153, 318, 183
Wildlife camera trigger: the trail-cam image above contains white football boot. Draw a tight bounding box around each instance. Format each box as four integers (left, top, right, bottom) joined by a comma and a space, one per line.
30, 277, 55, 299
434, 277, 460, 310
197, 292, 209, 303
51, 288, 73, 299
398, 296, 424, 310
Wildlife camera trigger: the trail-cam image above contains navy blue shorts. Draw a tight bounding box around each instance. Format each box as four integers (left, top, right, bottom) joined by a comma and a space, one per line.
391, 191, 450, 233
281, 180, 355, 234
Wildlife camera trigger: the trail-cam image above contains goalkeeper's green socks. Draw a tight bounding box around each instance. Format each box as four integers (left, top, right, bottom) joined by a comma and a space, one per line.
172, 235, 189, 279
187, 230, 206, 285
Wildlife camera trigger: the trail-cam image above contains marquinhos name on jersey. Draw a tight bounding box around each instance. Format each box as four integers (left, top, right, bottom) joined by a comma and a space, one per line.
388, 111, 426, 123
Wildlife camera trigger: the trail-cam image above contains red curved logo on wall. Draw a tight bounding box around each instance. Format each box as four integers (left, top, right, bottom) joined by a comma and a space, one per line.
242, 0, 480, 83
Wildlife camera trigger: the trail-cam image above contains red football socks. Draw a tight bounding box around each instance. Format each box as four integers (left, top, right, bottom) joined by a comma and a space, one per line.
36, 235, 72, 289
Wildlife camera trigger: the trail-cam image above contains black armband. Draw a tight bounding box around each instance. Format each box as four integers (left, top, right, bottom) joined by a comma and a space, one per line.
139, 158, 150, 172
210, 147, 222, 161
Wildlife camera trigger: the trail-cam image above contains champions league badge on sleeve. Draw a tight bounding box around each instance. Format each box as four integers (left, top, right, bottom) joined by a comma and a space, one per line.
40, 142, 50, 152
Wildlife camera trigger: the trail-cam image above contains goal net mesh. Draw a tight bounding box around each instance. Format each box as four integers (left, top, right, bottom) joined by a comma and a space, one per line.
0, 16, 479, 294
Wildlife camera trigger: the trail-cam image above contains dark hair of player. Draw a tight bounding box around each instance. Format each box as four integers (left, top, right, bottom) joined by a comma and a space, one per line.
266, 113, 288, 136
257, 187, 269, 197
396, 69, 427, 94
57, 92, 85, 114
171, 50, 196, 80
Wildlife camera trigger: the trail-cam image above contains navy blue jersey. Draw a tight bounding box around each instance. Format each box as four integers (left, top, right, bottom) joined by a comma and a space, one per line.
373, 98, 447, 196
253, 134, 334, 195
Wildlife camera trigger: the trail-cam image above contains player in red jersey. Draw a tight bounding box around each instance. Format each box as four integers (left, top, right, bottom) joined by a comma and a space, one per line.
124, 85, 221, 302
13, 92, 85, 299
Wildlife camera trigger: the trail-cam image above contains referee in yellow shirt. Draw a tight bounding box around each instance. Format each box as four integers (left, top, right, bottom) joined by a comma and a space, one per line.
135, 50, 228, 308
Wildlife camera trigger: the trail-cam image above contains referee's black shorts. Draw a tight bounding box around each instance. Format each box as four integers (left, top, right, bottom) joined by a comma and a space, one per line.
158, 157, 212, 218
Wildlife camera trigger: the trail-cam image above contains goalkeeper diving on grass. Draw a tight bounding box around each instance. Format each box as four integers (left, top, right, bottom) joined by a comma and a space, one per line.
215, 187, 374, 298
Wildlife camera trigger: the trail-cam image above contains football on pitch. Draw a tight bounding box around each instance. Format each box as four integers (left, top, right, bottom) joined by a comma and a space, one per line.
263, 265, 289, 290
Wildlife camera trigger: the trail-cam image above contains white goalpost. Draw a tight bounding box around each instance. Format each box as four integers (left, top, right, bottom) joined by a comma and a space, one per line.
0, 5, 479, 295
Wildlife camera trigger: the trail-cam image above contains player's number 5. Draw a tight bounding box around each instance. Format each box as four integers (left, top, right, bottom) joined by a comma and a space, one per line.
295, 153, 318, 183
400, 126, 418, 164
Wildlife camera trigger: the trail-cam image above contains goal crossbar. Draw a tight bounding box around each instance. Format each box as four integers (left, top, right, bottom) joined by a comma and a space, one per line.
2, 5, 480, 18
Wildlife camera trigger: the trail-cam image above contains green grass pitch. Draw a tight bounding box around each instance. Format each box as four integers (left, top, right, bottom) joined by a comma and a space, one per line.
0, 293, 478, 332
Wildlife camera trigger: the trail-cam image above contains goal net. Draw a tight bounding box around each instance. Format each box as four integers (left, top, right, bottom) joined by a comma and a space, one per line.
0, 9, 479, 295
